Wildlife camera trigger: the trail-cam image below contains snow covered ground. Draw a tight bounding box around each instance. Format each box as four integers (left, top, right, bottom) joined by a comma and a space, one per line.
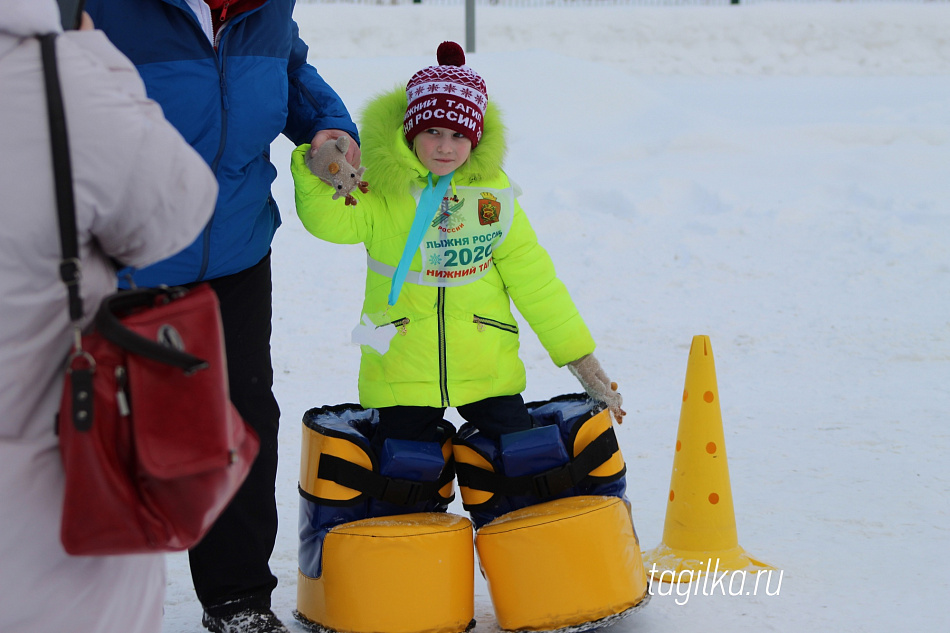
158, 3, 949, 632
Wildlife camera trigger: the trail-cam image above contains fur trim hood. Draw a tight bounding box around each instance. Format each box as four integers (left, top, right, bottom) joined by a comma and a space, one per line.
358, 86, 508, 197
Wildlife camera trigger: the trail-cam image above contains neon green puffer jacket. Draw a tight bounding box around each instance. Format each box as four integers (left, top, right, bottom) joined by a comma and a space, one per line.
291, 88, 595, 408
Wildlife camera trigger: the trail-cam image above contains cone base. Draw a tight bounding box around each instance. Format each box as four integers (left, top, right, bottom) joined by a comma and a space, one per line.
643, 542, 773, 583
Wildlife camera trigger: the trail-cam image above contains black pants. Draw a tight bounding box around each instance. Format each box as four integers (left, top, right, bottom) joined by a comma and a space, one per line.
374, 394, 534, 450
187, 253, 281, 616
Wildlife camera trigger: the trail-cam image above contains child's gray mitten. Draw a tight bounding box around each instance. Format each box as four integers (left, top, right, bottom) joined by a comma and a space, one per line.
568, 353, 626, 423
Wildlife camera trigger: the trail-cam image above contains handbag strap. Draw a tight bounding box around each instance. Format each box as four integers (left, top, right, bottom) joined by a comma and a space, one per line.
95, 288, 210, 373
39, 33, 208, 375
39, 33, 83, 323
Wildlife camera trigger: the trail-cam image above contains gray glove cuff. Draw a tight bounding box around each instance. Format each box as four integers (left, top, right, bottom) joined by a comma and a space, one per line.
567, 353, 623, 413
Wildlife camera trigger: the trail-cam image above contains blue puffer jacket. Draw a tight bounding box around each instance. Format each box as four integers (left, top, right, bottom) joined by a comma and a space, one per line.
85, 0, 359, 286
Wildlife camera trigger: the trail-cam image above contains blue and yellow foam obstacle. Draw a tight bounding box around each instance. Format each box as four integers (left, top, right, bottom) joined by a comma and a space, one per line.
295, 404, 475, 633
454, 395, 650, 633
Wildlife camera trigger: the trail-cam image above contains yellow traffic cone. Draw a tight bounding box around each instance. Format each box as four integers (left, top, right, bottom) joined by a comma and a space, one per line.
643, 335, 772, 582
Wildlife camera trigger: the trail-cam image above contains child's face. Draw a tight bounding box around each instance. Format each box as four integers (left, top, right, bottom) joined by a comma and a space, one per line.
412, 127, 472, 176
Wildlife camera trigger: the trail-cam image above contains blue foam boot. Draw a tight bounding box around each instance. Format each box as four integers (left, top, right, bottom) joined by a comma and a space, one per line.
454, 394, 627, 529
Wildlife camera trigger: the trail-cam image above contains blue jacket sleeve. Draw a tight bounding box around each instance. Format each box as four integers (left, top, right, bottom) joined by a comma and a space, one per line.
284, 18, 360, 147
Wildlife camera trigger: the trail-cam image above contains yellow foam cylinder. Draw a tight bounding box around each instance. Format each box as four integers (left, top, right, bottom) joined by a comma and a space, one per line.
475, 496, 648, 631
644, 335, 772, 581
297, 513, 475, 633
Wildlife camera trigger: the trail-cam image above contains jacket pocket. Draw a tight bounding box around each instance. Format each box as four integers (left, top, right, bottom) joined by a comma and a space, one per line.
379, 315, 438, 384
390, 317, 410, 335
440, 314, 519, 382
473, 315, 519, 334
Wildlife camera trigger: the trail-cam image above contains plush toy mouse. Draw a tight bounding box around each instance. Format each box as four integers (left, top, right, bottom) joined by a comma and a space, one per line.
306, 136, 369, 206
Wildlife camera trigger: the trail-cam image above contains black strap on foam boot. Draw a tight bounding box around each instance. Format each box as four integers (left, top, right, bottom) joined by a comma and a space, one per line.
455, 425, 623, 501
316, 454, 456, 507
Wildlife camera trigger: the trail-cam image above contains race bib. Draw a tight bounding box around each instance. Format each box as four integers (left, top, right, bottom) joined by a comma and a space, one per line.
415, 185, 515, 286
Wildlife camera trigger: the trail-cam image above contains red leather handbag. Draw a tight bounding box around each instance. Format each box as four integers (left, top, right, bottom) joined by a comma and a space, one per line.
40, 33, 259, 555
57, 285, 259, 555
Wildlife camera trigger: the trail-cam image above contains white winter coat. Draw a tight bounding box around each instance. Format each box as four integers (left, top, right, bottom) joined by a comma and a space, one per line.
0, 1, 218, 631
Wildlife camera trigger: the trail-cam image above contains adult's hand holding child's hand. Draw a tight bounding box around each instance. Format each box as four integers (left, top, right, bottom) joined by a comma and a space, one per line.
310, 129, 361, 168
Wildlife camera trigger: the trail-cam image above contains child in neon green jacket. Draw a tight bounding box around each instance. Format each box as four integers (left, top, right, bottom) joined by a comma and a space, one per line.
291, 42, 623, 446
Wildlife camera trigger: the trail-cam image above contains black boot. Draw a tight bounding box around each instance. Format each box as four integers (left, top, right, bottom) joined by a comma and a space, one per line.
201, 607, 289, 633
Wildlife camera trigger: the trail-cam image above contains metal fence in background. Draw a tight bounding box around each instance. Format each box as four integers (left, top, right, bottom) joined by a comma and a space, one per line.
296, 0, 947, 53
298, 0, 942, 6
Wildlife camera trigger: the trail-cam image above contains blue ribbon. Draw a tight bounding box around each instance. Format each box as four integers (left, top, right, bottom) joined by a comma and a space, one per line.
388, 171, 455, 306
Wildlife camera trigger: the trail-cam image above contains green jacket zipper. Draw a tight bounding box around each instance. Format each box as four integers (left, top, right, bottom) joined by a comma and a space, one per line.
438, 287, 449, 407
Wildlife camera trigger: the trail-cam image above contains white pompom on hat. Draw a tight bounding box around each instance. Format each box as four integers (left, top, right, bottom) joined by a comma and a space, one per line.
403, 42, 488, 148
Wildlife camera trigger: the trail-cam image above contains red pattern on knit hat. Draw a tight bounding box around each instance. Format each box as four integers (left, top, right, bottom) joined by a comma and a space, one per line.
403, 42, 488, 148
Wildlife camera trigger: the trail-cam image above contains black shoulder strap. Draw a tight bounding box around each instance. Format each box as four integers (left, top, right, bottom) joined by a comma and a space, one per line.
39, 33, 83, 323
39, 34, 208, 376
